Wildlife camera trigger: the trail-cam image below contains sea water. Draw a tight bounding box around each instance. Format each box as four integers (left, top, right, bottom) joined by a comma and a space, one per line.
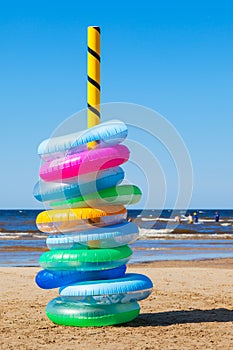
0, 209, 232, 266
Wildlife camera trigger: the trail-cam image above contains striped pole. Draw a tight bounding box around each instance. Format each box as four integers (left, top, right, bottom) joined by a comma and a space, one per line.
87, 26, 101, 143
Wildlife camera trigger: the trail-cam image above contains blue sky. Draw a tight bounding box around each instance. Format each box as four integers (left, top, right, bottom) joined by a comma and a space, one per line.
0, 1, 232, 209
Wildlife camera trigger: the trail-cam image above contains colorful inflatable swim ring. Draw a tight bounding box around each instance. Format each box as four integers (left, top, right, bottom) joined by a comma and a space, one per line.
35, 265, 127, 289
38, 120, 128, 160
39, 144, 129, 182
36, 206, 127, 233
60, 273, 153, 304
46, 299, 140, 327
46, 222, 139, 249
33, 167, 124, 202
39, 246, 132, 271
49, 185, 142, 209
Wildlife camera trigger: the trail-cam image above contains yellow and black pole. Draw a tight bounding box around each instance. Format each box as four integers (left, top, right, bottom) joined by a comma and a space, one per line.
87, 26, 100, 147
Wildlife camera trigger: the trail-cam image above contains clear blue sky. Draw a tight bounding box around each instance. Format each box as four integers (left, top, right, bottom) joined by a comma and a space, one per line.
0, 1, 232, 209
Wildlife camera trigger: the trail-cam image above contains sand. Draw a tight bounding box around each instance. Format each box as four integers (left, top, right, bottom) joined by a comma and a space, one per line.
0, 259, 232, 350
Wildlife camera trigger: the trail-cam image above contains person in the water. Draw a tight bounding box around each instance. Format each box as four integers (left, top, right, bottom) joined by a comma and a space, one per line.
188, 213, 193, 224
193, 212, 198, 223
175, 215, 181, 223
215, 211, 220, 222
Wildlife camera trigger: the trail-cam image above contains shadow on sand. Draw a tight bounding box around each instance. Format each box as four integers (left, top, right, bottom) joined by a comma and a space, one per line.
124, 308, 233, 327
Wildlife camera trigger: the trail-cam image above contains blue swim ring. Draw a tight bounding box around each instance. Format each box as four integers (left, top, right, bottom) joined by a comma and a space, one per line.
33, 167, 124, 202
46, 222, 139, 249
35, 265, 127, 289
59, 273, 153, 304
38, 120, 128, 160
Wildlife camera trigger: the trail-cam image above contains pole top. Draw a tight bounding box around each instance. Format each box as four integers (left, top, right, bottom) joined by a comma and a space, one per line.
88, 26, 100, 32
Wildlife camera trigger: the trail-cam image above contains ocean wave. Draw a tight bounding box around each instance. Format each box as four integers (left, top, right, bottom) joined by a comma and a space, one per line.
0, 232, 46, 240
139, 228, 174, 237
138, 228, 233, 239
157, 218, 176, 222
139, 216, 232, 225
140, 216, 190, 223
33, 234, 48, 239
0, 232, 31, 237
0, 235, 21, 239
199, 218, 227, 223
0, 228, 38, 234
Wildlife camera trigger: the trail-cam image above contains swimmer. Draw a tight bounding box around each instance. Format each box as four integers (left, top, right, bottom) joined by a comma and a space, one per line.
175, 215, 181, 223
215, 211, 220, 222
188, 213, 193, 224
193, 212, 198, 223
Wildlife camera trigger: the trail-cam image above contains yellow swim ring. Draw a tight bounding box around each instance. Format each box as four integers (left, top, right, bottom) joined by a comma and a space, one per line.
36, 206, 127, 233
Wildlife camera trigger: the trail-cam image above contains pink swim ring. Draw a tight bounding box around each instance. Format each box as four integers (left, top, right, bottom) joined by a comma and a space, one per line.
39, 144, 130, 182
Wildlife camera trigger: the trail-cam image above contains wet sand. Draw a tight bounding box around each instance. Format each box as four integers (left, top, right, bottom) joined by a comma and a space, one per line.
0, 259, 232, 350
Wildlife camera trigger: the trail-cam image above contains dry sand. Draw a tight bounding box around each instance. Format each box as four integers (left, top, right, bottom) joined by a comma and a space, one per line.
0, 259, 232, 350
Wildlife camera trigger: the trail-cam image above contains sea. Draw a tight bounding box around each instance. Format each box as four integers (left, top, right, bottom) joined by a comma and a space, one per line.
0, 209, 232, 267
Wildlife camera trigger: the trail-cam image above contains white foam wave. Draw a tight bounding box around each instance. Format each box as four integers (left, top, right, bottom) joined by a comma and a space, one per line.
181, 215, 188, 221
139, 228, 174, 237
33, 234, 48, 239
15, 232, 32, 236
202, 219, 229, 223
0, 232, 30, 237
156, 218, 176, 222
138, 228, 233, 239
140, 216, 230, 224
0, 232, 45, 239
141, 215, 189, 223
0, 235, 21, 239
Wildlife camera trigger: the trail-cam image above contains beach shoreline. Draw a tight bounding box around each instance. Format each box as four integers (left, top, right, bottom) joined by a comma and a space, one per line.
1, 258, 232, 350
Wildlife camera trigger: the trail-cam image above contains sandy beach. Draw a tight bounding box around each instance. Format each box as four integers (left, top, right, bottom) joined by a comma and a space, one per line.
0, 259, 232, 350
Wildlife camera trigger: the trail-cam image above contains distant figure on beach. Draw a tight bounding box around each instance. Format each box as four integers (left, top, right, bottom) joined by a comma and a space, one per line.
193, 212, 198, 223
215, 211, 220, 222
188, 214, 193, 224
175, 215, 181, 223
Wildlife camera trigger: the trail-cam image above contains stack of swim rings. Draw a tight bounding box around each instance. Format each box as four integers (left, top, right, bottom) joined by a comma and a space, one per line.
34, 120, 153, 327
